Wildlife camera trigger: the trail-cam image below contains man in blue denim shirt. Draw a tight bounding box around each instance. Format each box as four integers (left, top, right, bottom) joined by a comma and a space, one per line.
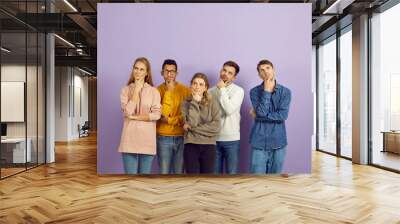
249, 59, 291, 174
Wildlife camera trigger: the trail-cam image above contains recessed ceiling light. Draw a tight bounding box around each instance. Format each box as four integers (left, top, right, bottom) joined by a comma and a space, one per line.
78, 67, 93, 76
63, 0, 78, 12
323, 0, 343, 14
54, 34, 75, 48
1, 47, 11, 53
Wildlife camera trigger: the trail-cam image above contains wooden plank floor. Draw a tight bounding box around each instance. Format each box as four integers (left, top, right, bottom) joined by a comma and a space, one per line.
1, 134, 400, 224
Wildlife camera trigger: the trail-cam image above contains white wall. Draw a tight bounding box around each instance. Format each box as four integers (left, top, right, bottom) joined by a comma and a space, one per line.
55, 67, 89, 141
55, 66, 70, 141
1, 64, 46, 164
46, 32, 55, 163
312, 45, 316, 150
71, 72, 89, 138
1, 66, 25, 129
1, 65, 41, 137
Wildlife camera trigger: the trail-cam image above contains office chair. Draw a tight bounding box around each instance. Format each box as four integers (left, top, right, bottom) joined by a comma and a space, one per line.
78, 121, 90, 138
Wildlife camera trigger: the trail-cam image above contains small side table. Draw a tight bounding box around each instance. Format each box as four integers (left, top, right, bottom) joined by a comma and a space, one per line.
381, 131, 400, 154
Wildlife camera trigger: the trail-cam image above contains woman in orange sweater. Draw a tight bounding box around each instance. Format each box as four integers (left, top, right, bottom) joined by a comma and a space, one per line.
118, 57, 161, 174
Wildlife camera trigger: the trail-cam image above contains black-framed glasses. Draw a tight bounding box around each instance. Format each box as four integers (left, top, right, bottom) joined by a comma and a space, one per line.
163, 69, 177, 74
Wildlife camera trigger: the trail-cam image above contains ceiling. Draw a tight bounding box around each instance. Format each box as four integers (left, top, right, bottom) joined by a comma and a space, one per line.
0, 0, 392, 75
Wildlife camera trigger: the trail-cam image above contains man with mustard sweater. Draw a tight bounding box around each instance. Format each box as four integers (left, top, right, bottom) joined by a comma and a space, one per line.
157, 59, 191, 174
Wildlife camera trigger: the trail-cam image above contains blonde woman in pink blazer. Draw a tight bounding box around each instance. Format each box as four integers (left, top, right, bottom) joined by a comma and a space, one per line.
118, 57, 161, 174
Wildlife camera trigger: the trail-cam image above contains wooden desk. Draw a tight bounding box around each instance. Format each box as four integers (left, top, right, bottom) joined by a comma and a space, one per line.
381, 131, 400, 154
1, 138, 32, 163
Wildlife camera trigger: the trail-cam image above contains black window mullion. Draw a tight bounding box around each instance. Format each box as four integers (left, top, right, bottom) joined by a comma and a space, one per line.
316, 45, 320, 150
36, 0, 39, 167
367, 11, 373, 165
336, 30, 341, 157
44, 31, 47, 164
24, 0, 28, 171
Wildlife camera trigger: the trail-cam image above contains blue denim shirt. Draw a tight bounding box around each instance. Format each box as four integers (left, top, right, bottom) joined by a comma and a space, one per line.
249, 82, 291, 150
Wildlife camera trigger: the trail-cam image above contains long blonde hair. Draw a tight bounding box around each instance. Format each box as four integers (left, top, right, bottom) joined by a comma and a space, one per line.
127, 57, 153, 86
189, 73, 211, 106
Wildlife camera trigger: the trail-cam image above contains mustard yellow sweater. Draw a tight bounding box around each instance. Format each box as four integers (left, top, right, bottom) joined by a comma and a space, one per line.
157, 82, 191, 136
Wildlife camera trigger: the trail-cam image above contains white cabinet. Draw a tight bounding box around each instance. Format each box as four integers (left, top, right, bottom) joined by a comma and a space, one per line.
1, 138, 32, 163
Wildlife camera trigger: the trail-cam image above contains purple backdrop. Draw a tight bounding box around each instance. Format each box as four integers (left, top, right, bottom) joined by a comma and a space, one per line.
97, 3, 312, 174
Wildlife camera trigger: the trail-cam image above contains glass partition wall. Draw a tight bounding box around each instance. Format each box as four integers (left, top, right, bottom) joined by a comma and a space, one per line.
0, 1, 46, 179
317, 35, 337, 155
339, 27, 352, 159
370, 2, 400, 171
316, 26, 353, 159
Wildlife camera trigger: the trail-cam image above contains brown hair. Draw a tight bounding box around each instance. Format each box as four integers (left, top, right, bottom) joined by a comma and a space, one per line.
127, 57, 153, 86
257, 59, 274, 71
223, 60, 240, 75
190, 73, 211, 106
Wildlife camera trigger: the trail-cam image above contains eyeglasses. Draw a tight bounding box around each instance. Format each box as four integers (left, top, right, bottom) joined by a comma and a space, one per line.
163, 69, 177, 74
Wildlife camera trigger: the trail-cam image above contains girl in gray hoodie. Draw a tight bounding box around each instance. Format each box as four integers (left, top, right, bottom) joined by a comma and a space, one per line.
181, 73, 221, 174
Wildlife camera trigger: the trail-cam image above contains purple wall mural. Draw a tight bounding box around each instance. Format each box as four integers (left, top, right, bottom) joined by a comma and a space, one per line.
97, 3, 312, 174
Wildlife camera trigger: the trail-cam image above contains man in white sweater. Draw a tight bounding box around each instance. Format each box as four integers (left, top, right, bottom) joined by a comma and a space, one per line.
209, 61, 244, 174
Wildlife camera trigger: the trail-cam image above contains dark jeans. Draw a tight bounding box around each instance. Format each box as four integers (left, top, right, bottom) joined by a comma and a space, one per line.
184, 143, 216, 174
215, 140, 240, 174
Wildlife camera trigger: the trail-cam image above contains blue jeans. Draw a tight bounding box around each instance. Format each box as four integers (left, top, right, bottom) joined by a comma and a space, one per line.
122, 153, 154, 174
250, 146, 287, 174
157, 136, 184, 174
215, 140, 240, 174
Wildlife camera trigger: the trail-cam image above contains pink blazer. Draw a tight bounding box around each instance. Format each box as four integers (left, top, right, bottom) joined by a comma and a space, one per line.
118, 82, 161, 155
